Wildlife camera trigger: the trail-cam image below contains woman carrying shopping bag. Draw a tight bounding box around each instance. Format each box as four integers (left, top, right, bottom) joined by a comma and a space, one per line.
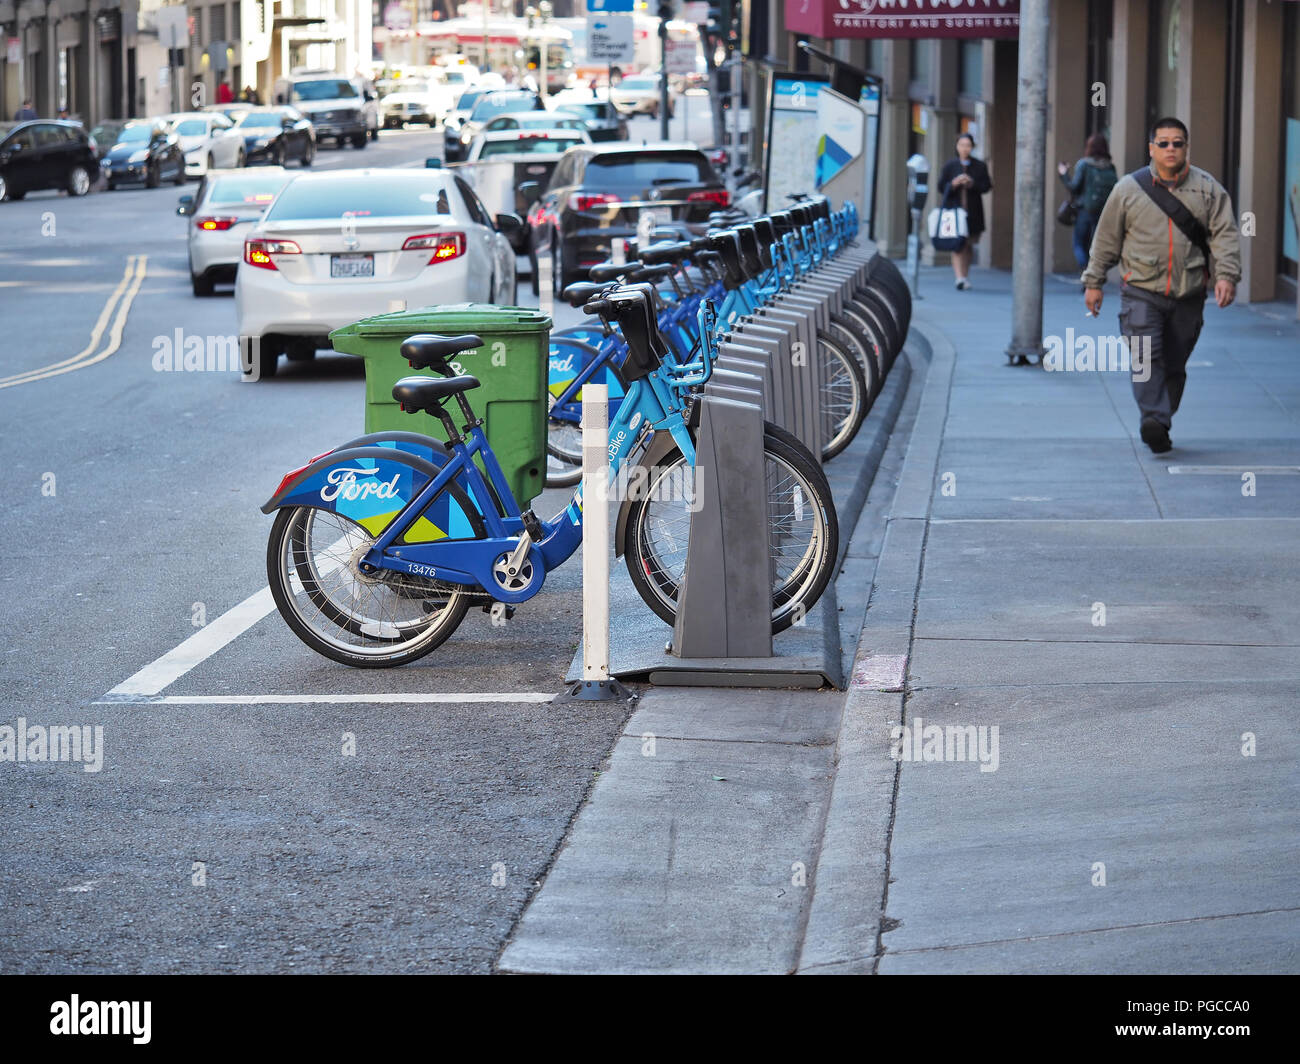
936, 132, 992, 290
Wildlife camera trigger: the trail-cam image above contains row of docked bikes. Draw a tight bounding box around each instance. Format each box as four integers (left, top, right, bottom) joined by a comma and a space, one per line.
260, 195, 912, 667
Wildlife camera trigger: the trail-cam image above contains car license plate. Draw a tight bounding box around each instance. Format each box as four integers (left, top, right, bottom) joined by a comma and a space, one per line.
331, 254, 373, 278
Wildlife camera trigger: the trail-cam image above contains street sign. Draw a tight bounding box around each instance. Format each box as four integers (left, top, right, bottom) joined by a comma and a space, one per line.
664, 37, 697, 75
587, 14, 635, 65
587, 0, 634, 11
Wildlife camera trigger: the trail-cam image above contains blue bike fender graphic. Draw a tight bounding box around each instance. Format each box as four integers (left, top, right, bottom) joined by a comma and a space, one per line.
262, 447, 479, 543
549, 343, 625, 405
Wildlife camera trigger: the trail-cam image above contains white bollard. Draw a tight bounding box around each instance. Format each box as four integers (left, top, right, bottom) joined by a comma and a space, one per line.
581, 383, 610, 685
611, 237, 626, 266
538, 251, 554, 317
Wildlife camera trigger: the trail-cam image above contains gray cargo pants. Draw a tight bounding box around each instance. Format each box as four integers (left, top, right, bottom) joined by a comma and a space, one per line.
1118, 285, 1207, 429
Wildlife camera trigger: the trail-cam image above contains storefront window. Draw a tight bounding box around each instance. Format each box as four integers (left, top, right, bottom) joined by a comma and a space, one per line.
1281, 0, 1300, 277
958, 40, 982, 100
1148, 0, 1180, 133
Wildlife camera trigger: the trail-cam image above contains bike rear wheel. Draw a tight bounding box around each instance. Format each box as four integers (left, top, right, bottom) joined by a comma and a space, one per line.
818, 332, 869, 461
622, 431, 838, 632
267, 506, 470, 667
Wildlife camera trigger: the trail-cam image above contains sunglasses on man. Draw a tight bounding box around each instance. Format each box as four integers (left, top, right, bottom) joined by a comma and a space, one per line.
1153, 139, 1186, 149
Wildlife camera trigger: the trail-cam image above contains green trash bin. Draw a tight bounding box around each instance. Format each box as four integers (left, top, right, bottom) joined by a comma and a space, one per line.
331, 304, 552, 508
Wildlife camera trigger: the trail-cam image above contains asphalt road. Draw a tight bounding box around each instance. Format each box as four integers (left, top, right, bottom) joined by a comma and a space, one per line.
0, 117, 692, 973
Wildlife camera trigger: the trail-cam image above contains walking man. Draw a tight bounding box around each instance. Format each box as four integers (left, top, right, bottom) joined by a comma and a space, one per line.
1082, 117, 1241, 453
14, 98, 37, 120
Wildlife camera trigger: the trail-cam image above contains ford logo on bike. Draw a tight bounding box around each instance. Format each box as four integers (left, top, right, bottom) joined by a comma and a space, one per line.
549, 354, 576, 374
319, 467, 402, 503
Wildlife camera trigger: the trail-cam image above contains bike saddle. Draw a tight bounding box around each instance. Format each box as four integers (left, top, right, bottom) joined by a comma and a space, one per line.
400, 333, 483, 371
639, 241, 692, 265
625, 263, 677, 284
588, 261, 637, 282
392, 374, 481, 415
561, 280, 615, 308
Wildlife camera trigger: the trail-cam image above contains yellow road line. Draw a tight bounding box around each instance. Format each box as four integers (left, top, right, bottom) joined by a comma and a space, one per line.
0, 255, 147, 390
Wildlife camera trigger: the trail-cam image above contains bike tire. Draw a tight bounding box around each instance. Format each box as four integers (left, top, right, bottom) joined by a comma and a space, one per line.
867, 256, 912, 339
836, 301, 891, 380
622, 430, 838, 633
829, 314, 881, 402
267, 505, 473, 668
817, 332, 869, 462
851, 289, 903, 367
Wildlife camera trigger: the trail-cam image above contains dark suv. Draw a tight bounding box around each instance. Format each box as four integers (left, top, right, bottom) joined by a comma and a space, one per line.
522, 142, 727, 291
0, 120, 98, 201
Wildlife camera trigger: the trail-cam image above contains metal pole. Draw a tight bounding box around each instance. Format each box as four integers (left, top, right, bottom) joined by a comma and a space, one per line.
659, 17, 670, 141
481, 0, 490, 72
1006, 0, 1050, 363
540, 3, 550, 103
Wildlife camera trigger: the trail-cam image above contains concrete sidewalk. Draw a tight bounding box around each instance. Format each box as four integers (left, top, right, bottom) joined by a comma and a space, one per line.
498, 264, 1300, 974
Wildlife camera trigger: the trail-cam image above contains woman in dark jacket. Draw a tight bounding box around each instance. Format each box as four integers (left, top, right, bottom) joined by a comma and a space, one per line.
937, 132, 992, 290
1057, 133, 1118, 270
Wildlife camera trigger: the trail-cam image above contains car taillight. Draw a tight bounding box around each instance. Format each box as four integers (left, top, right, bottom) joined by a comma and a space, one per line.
244, 238, 302, 270
196, 216, 238, 231
688, 189, 730, 208
570, 192, 620, 211
403, 231, 466, 264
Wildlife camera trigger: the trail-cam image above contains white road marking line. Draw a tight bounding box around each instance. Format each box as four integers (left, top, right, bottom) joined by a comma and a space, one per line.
105, 586, 277, 697
0, 255, 147, 389
96, 693, 555, 705
1167, 465, 1300, 475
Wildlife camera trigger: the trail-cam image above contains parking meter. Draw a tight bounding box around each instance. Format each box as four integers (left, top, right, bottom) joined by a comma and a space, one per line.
905, 153, 929, 298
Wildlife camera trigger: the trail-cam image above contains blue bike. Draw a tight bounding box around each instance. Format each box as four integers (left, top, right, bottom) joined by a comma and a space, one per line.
263, 286, 838, 667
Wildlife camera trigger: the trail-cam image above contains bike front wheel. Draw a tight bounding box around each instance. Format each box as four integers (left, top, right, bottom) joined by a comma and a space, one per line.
622, 431, 838, 633
267, 506, 470, 667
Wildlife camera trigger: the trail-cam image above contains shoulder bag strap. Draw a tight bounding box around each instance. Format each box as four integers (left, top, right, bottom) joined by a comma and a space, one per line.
1132, 168, 1212, 262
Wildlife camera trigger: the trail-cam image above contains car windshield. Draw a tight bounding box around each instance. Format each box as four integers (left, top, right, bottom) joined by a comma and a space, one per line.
556, 104, 607, 120
478, 136, 579, 157
117, 123, 154, 143
207, 174, 293, 207
264, 177, 455, 221
236, 112, 285, 129
292, 79, 357, 102
454, 90, 484, 110
390, 80, 428, 93
173, 119, 208, 136
444, 71, 468, 84
470, 94, 541, 120
618, 77, 659, 90
586, 152, 712, 185
90, 122, 125, 141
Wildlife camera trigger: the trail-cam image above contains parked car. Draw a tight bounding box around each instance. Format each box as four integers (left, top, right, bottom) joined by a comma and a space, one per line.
277, 71, 378, 148
443, 90, 544, 162
165, 111, 246, 175
462, 128, 589, 253
548, 93, 629, 142
177, 166, 293, 295
480, 111, 589, 137
236, 168, 522, 379
523, 142, 727, 292
441, 88, 486, 158
379, 78, 442, 128
0, 120, 98, 200
609, 74, 675, 119
232, 107, 315, 167
88, 120, 126, 162
203, 103, 254, 123
100, 119, 186, 189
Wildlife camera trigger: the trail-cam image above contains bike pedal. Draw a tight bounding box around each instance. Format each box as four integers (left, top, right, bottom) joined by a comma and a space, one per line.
481, 603, 516, 619
521, 509, 544, 542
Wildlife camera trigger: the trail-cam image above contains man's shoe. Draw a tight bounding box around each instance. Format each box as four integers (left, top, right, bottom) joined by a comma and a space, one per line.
1140, 417, 1172, 453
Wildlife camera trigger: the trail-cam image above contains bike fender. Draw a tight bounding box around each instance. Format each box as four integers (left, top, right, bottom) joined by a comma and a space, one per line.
613, 430, 682, 558
259, 446, 483, 544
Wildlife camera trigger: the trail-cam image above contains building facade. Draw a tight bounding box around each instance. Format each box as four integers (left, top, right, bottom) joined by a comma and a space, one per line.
755, 0, 1300, 306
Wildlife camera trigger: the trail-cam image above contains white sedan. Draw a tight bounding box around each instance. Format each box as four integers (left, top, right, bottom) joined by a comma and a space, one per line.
236, 168, 521, 380
165, 111, 246, 175
608, 74, 675, 119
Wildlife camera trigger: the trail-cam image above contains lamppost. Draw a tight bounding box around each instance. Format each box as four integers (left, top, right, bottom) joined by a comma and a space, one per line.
525, 1, 552, 102
481, 0, 490, 73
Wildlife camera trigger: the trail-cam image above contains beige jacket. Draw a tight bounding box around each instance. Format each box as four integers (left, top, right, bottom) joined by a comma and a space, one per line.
1081, 162, 1241, 299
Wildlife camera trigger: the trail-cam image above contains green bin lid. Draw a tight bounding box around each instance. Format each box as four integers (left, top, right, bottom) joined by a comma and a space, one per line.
331, 304, 551, 341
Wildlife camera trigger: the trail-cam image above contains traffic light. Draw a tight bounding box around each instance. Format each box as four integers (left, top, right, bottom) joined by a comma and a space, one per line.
705, 1, 735, 46
657, 0, 674, 20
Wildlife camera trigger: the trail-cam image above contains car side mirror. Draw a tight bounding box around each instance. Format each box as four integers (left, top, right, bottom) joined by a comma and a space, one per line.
177, 194, 195, 216
518, 181, 541, 205
495, 212, 524, 236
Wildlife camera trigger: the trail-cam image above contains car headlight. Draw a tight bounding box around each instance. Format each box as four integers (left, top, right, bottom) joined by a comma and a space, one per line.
128, 149, 148, 163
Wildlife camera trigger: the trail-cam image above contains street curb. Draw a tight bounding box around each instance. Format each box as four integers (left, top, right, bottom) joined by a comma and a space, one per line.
795, 312, 957, 974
